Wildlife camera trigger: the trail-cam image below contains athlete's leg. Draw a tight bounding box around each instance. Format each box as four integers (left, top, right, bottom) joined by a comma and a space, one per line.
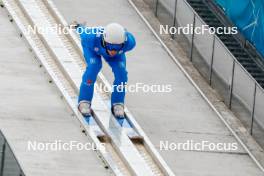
78, 51, 102, 104
106, 54, 128, 106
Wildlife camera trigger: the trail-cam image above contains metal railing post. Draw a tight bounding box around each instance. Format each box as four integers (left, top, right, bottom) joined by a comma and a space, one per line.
250, 82, 257, 135
209, 35, 216, 85
228, 60, 235, 109
0, 140, 6, 176
155, 0, 159, 17
172, 0, 178, 39
190, 14, 196, 62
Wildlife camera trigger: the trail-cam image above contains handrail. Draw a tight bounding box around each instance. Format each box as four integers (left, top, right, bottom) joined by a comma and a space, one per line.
180, 0, 264, 93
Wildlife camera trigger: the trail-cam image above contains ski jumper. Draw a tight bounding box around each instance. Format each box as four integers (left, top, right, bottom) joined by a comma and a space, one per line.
77, 25, 136, 106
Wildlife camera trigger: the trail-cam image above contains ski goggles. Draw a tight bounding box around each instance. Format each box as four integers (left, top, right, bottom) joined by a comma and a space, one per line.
105, 42, 124, 51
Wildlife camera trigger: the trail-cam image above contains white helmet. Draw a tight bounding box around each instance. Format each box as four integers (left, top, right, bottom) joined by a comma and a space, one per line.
103, 23, 126, 44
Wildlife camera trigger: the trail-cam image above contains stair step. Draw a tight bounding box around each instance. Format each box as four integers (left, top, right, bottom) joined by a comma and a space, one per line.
197, 10, 214, 16
227, 44, 243, 49
188, 0, 204, 4
239, 60, 255, 65
251, 72, 264, 78
218, 36, 235, 42
256, 78, 264, 83
191, 3, 208, 9
245, 67, 262, 73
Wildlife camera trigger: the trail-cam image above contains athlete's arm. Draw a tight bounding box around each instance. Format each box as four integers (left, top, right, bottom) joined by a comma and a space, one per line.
76, 25, 91, 48
75, 25, 96, 62
123, 32, 136, 52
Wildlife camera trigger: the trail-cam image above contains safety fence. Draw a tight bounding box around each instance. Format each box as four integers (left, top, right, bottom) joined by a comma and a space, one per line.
143, 0, 264, 145
215, 0, 264, 58
0, 130, 25, 176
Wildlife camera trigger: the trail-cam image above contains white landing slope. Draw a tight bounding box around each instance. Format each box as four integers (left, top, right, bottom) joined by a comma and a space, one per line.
53, 0, 264, 175
0, 7, 110, 176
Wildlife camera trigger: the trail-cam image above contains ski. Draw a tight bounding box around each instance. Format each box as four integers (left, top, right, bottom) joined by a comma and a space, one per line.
114, 115, 144, 143
83, 114, 109, 142
96, 93, 143, 143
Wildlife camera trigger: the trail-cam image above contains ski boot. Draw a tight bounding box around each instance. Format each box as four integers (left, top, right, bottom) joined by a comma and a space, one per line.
112, 103, 125, 118
78, 101, 92, 123
112, 103, 125, 125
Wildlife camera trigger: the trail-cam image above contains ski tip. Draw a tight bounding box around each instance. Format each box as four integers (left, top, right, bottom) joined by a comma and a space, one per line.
116, 117, 125, 126
129, 136, 144, 144
83, 115, 91, 124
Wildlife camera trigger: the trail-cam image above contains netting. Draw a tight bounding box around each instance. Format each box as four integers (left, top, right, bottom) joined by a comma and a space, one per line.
216, 0, 264, 58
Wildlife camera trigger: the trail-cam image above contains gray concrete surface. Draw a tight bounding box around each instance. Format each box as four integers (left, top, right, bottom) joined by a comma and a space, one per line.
0, 7, 110, 176
52, 0, 264, 175
136, 0, 264, 170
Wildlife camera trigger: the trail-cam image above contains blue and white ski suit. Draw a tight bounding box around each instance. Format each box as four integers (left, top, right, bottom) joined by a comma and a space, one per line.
77, 26, 136, 106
